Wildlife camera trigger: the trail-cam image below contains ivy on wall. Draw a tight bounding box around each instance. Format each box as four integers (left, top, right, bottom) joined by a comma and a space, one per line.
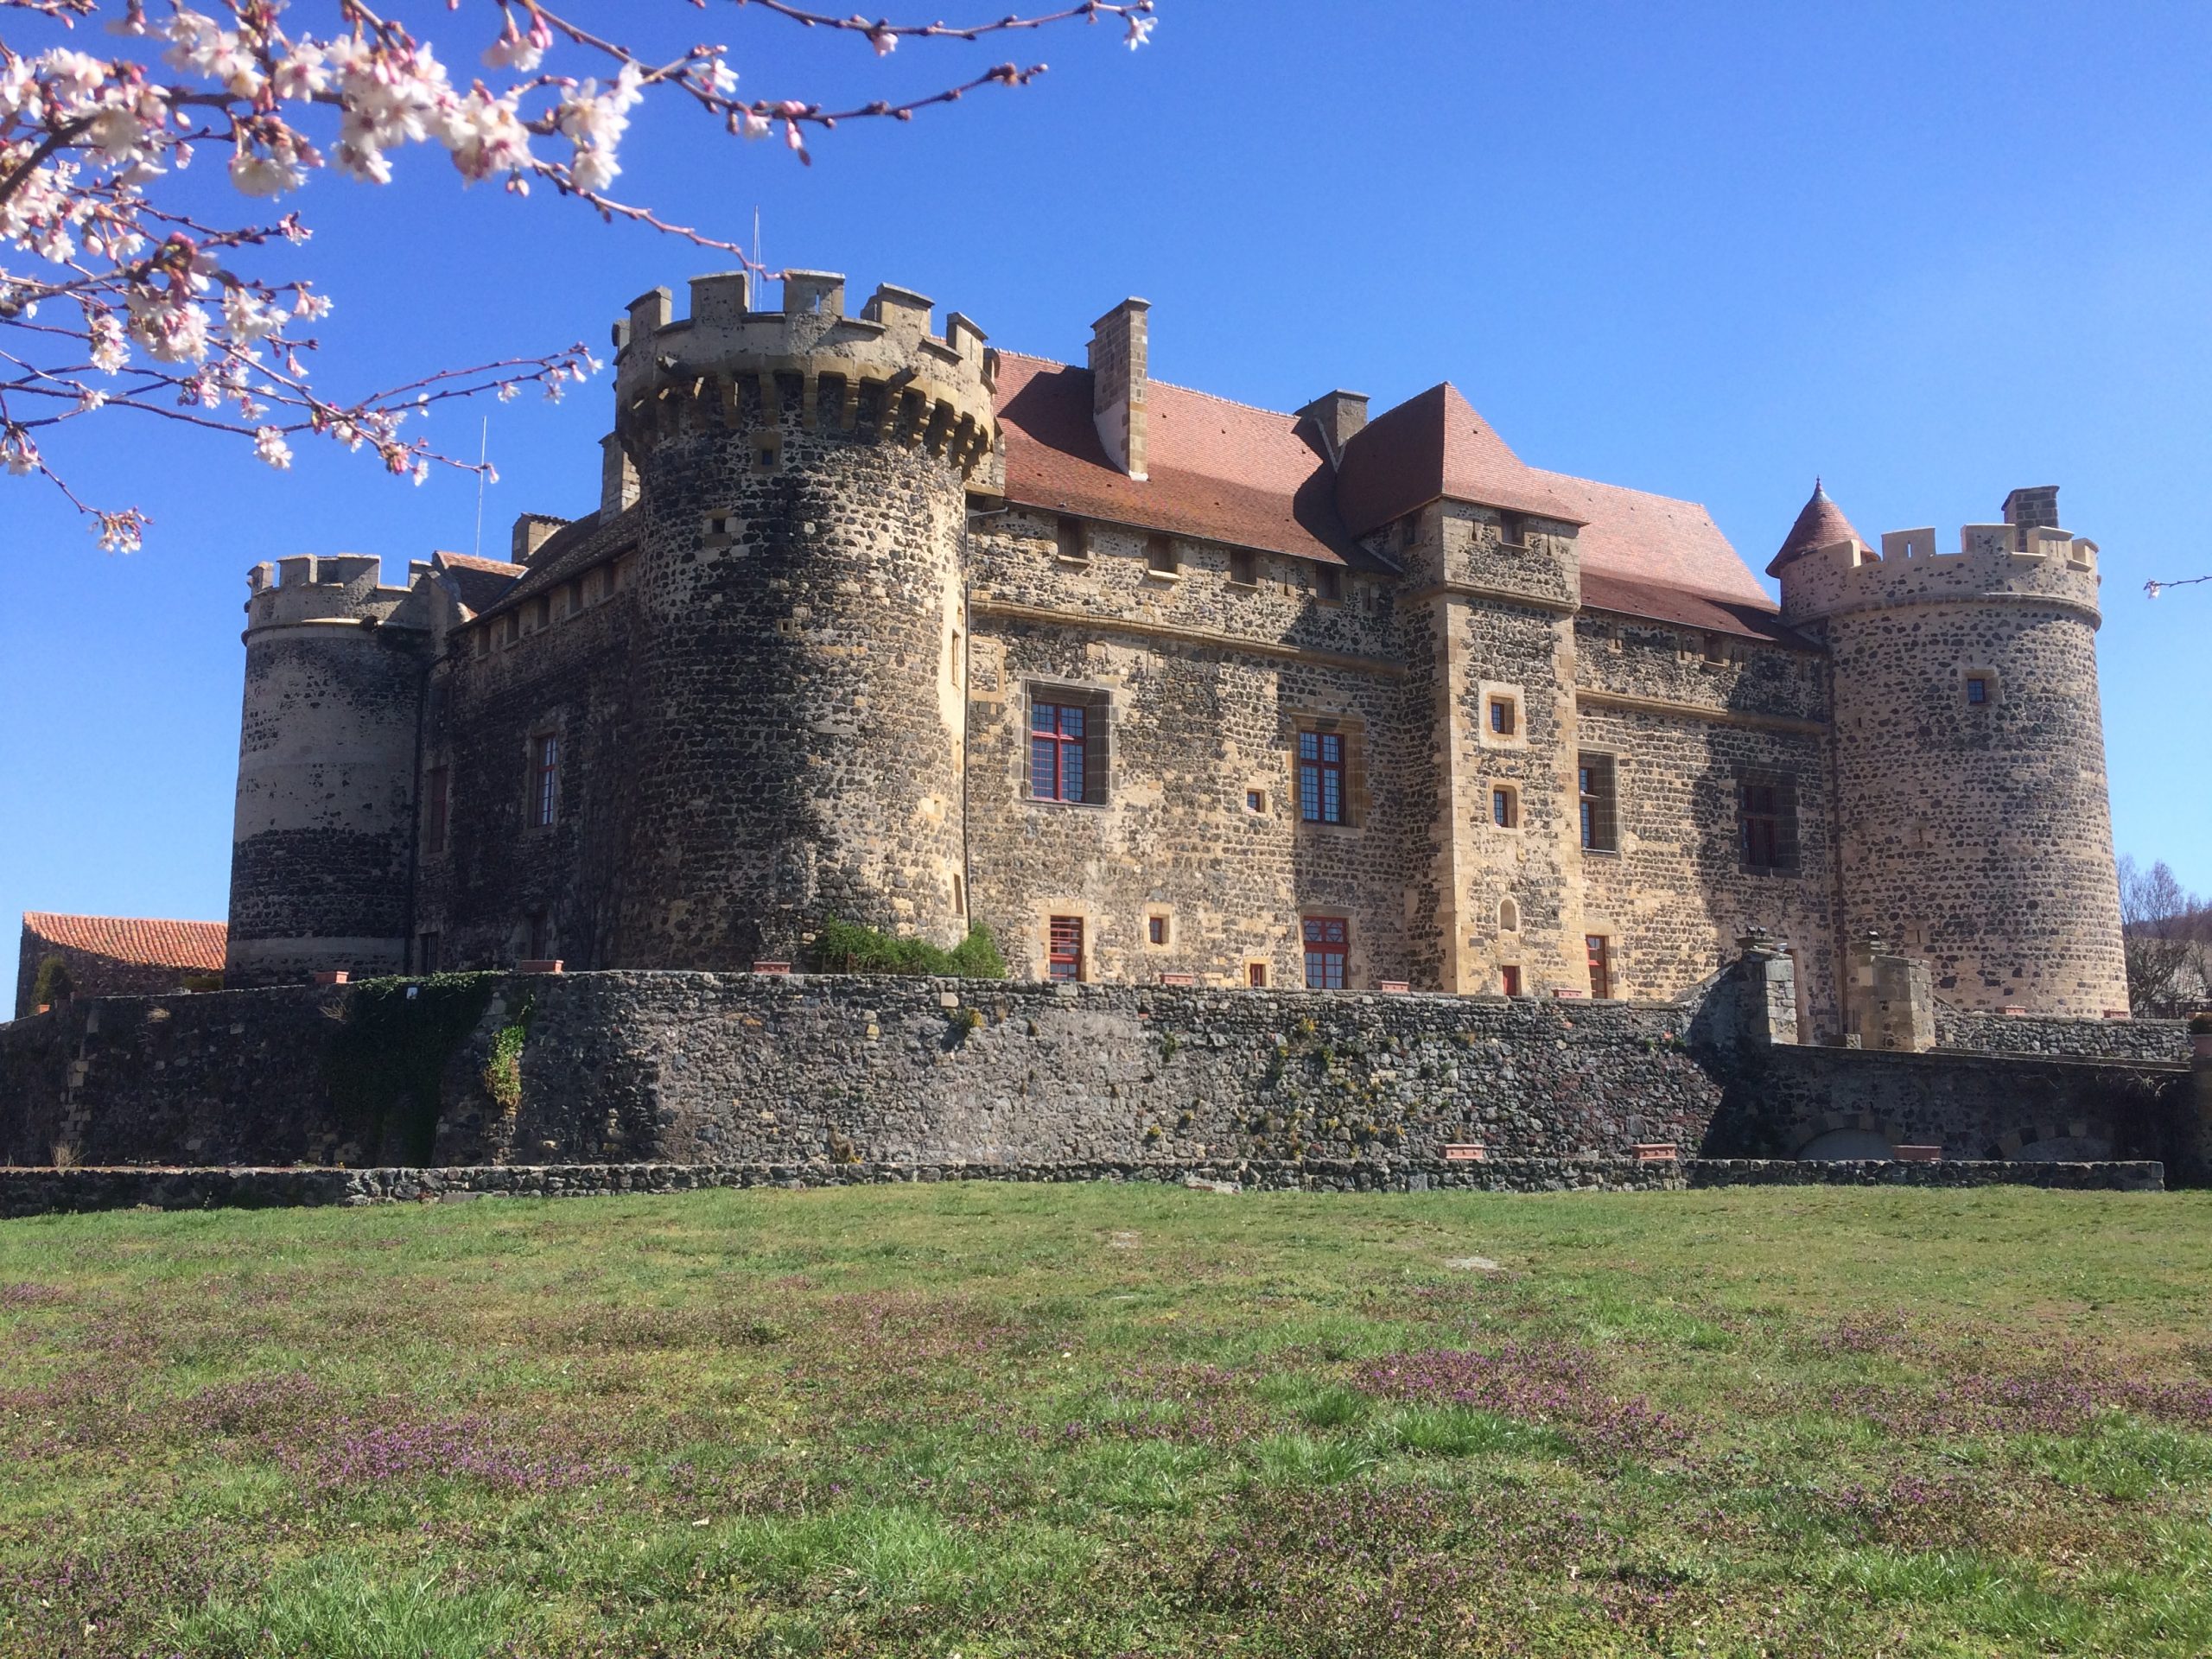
323, 974, 499, 1164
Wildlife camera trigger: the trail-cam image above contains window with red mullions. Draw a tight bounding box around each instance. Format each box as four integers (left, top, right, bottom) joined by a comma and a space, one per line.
1048, 916, 1084, 981
1304, 917, 1349, 989
1030, 702, 1087, 802
1299, 731, 1344, 823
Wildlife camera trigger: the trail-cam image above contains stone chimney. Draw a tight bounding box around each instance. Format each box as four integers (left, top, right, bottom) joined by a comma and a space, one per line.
2002, 485, 2061, 530
1299, 390, 1370, 467
601, 433, 639, 517
510, 513, 569, 563
1088, 297, 1150, 480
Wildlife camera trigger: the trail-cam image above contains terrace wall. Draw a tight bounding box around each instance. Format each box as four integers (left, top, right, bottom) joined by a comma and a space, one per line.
0, 969, 2195, 1180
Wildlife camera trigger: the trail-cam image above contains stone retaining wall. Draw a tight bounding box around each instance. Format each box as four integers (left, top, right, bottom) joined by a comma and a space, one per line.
1935, 1008, 2190, 1062
0, 1154, 2164, 1217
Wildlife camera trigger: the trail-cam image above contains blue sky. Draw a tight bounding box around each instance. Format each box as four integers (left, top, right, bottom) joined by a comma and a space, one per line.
6, 0, 2210, 1012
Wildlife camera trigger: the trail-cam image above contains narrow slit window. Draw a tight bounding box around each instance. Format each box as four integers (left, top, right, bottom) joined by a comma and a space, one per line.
1302, 916, 1349, 990
1048, 916, 1084, 982
531, 734, 559, 829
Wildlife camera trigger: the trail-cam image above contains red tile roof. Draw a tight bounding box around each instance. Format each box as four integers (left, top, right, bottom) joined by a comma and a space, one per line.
1336, 384, 1585, 537
23, 912, 227, 972
1767, 480, 1865, 576
432, 550, 529, 615
1580, 572, 1816, 649
1529, 469, 1774, 607
994, 353, 1375, 568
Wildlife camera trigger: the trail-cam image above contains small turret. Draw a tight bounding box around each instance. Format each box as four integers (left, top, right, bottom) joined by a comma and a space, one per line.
1784, 481, 2126, 1016
225, 555, 435, 985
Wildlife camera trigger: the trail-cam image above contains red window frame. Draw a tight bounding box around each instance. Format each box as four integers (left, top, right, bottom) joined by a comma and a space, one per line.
1740, 783, 1782, 869
425, 766, 449, 854
1030, 702, 1088, 803
1299, 731, 1345, 824
531, 734, 558, 828
1048, 916, 1084, 982
1303, 916, 1349, 989
1586, 934, 1611, 999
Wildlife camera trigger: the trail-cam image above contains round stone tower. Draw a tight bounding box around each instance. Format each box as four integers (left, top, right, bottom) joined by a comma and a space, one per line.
609, 270, 996, 967
226, 554, 435, 986
1774, 482, 2128, 1015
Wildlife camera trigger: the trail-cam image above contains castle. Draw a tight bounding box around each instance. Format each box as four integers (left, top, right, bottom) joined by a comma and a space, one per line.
215, 269, 2131, 1039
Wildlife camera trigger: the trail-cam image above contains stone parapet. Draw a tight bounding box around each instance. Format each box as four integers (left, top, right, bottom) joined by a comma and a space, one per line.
1777, 521, 2101, 628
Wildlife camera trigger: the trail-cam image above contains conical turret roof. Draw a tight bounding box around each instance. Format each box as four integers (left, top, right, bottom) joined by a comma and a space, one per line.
1766, 479, 1865, 576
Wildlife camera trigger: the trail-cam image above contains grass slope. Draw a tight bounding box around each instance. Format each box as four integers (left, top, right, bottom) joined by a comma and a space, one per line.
4, 1184, 2212, 1656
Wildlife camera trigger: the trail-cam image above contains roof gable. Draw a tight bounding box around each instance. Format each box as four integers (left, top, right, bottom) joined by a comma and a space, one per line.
1335, 383, 1584, 537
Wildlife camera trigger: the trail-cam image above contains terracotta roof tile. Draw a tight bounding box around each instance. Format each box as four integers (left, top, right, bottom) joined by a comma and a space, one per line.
993, 353, 1380, 569
1529, 469, 1773, 607
1336, 384, 1584, 537
1767, 480, 1865, 576
1579, 572, 1817, 649
23, 912, 227, 972
431, 550, 529, 615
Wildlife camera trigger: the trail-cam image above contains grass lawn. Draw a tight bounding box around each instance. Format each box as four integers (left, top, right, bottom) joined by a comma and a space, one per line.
5, 1184, 2212, 1657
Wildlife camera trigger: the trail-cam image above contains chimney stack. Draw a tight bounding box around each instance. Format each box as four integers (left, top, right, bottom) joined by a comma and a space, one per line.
510, 513, 569, 563
2002, 486, 2061, 530
1088, 297, 1150, 480
1299, 390, 1370, 467
601, 433, 639, 517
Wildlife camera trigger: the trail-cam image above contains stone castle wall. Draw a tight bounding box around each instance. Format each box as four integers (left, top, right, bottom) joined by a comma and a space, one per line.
2, 971, 2190, 1183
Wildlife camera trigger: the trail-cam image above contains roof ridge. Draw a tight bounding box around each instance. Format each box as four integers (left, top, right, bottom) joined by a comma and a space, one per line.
996, 350, 1301, 423
1528, 464, 1715, 515
25, 909, 226, 926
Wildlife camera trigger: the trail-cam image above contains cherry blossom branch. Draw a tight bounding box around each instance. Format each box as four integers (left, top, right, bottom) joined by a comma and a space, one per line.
0, 0, 1167, 546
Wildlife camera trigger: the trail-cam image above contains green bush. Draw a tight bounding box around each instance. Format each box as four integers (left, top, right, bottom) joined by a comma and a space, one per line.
2191, 1011, 2212, 1035
811, 918, 1007, 979
30, 954, 73, 1007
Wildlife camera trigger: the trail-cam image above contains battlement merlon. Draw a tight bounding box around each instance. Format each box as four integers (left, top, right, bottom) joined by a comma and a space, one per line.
608, 270, 998, 477
1777, 519, 2102, 628
241, 553, 438, 632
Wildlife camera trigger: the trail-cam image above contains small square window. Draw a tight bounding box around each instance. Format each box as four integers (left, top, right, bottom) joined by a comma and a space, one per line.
1055, 517, 1090, 563
1491, 786, 1518, 829
1247, 961, 1268, 989
1966, 676, 1989, 705
752, 433, 782, 474
1498, 512, 1528, 548
1489, 697, 1516, 737
1147, 915, 1170, 947
1146, 535, 1179, 576
1316, 567, 1344, 602
1246, 789, 1265, 814
1229, 549, 1257, 586
704, 511, 737, 541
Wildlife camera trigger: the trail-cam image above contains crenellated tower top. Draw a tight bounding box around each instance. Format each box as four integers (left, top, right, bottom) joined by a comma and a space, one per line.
610, 270, 999, 481
242, 553, 435, 632
1774, 484, 2101, 629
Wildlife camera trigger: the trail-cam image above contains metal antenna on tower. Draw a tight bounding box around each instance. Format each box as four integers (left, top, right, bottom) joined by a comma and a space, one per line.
473, 415, 489, 560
